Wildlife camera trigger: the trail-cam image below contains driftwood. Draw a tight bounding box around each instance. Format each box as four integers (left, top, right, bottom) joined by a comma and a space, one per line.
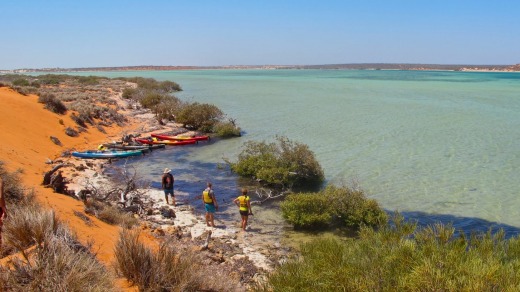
201, 230, 212, 250
43, 163, 69, 185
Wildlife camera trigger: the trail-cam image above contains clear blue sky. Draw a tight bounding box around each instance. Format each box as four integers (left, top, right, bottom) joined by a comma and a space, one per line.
1, 0, 519, 69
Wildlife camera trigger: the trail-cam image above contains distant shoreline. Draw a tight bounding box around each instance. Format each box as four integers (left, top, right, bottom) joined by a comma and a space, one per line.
3, 63, 519, 74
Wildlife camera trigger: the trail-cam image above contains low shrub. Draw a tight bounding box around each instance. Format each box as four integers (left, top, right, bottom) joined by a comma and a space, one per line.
0, 165, 114, 291
259, 216, 520, 291
1, 221, 114, 291
65, 127, 79, 137
37, 93, 67, 114
214, 120, 242, 137
175, 102, 223, 132
12, 78, 30, 86
230, 136, 324, 189
97, 205, 138, 229
281, 193, 331, 228
281, 185, 387, 229
114, 230, 241, 291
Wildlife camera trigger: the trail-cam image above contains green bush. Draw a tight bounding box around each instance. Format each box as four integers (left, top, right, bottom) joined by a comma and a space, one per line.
230, 136, 324, 188
140, 92, 165, 109
76, 75, 103, 85
213, 120, 241, 137
259, 216, 520, 291
175, 102, 223, 132
281, 193, 331, 228
12, 78, 30, 86
281, 185, 387, 229
116, 77, 181, 92
38, 93, 67, 114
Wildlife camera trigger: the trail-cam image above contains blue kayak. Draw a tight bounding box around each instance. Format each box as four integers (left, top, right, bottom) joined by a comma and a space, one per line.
71, 150, 144, 159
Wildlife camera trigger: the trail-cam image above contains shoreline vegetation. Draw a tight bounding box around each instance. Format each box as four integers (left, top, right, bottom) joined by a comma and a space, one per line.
2, 62, 520, 74
2, 73, 520, 290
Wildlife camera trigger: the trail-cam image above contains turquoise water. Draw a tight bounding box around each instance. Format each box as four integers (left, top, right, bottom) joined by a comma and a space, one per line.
72, 70, 520, 234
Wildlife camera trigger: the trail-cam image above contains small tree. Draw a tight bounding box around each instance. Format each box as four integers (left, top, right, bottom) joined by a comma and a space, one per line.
175, 102, 223, 132
280, 185, 387, 230
229, 136, 324, 189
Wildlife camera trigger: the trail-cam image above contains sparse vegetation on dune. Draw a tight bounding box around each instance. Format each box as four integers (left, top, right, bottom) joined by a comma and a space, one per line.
0, 164, 114, 291
0, 73, 242, 137
115, 230, 245, 291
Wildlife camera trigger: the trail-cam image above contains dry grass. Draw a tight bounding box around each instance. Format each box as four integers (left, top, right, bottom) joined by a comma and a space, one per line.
114, 230, 244, 291
0, 164, 115, 291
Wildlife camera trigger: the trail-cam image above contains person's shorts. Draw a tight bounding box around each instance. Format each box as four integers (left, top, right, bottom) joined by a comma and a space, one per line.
164, 189, 174, 196
239, 210, 249, 216
205, 203, 216, 213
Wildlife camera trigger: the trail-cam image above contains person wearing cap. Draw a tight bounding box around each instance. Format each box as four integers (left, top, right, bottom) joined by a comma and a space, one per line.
0, 177, 7, 247
161, 168, 175, 206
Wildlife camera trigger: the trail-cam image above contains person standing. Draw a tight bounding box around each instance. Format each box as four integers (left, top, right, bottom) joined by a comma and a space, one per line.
233, 188, 252, 231
0, 177, 7, 247
161, 168, 175, 206
202, 182, 218, 227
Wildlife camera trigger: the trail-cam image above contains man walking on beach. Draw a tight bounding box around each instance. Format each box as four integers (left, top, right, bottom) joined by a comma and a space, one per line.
162, 168, 175, 206
233, 188, 252, 231
0, 177, 7, 247
202, 182, 218, 227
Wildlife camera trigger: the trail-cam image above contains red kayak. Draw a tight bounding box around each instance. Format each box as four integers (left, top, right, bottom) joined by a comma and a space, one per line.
151, 133, 210, 141
135, 138, 197, 146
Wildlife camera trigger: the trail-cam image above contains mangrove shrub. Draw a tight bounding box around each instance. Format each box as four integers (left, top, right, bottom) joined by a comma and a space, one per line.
281, 185, 387, 229
230, 136, 324, 188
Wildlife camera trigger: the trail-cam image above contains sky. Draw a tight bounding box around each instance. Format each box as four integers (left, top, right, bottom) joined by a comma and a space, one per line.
1, 0, 519, 69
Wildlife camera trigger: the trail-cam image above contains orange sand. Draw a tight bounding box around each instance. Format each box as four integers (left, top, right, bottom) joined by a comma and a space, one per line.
0, 86, 155, 289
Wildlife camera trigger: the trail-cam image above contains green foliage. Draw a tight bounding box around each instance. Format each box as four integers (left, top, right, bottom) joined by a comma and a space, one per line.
281, 193, 331, 228
140, 92, 165, 109
37, 74, 70, 85
116, 77, 181, 92
259, 216, 520, 291
76, 75, 102, 85
213, 120, 242, 137
12, 78, 30, 86
175, 102, 223, 132
37, 93, 68, 114
230, 136, 324, 188
281, 185, 387, 229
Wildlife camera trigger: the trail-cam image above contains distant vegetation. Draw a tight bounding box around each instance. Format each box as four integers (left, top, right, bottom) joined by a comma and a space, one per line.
119, 77, 241, 136
229, 136, 324, 189
259, 215, 520, 291
0, 73, 241, 137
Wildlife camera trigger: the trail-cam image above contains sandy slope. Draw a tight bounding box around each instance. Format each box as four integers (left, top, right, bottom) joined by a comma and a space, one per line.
0, 86, 149, 289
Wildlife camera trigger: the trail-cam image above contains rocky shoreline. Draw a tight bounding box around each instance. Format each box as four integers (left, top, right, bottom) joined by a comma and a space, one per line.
57, 94, 291, 287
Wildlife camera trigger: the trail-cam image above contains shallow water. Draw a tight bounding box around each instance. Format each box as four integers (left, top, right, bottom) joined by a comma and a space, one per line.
68, 69, 520, 236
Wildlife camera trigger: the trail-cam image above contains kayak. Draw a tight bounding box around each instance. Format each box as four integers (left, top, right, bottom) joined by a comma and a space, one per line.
151, 133, 210, 141
135, 138, 197, 146
72, 150, 144, 159
103, 143, 166, 151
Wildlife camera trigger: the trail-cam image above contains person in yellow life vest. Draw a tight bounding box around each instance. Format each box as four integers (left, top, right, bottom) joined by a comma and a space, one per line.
97, 144, 106, 151
233, 188, 252, 231
202, 182, 218, 227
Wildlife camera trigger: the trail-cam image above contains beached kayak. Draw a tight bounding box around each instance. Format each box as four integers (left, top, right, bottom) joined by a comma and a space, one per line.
151, 133, 210, 141
135, 138, 197, 146
72, 150, 144, 159
102, 143, 166, 151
